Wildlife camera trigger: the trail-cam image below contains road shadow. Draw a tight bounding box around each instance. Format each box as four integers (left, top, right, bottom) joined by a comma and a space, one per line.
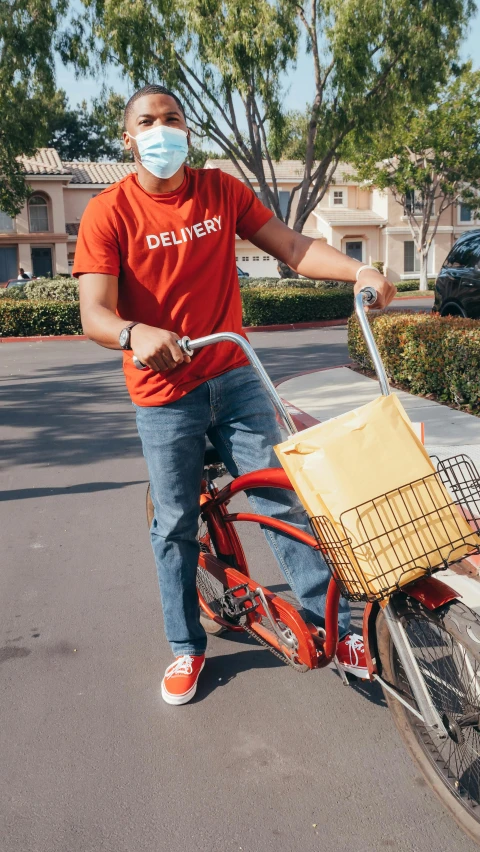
253, 338, 350, 382
0, 357, 140, 470
0, 480, 147, 502
194, 643, 286, 701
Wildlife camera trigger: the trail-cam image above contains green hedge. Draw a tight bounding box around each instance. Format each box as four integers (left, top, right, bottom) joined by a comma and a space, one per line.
395, 279, 434, 292
0, 287, 354, 336
242, 287, 354, 325
0, 301, 82, 336
24, 277, 79, 302
240, 277, 352, 290
348, 312, 480, 411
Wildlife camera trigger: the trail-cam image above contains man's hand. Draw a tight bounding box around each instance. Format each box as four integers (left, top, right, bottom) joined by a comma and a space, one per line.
354, 270, 397, 310
130, 325, 191, 372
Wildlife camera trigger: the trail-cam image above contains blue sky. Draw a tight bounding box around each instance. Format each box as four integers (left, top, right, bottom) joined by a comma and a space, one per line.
55, 9, 480, 118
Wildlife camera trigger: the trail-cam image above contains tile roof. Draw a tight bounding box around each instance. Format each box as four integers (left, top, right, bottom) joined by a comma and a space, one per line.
314, 208, 387, 226
20, 148, 72, 176
18, 149, 136, 184
205, 159, 307, 182
205, 159, 359, 185
65, 161, 136, 185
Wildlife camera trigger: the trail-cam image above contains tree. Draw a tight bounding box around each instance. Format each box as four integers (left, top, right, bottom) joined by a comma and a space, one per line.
62, 0, 473, 274
45, 91, 125, 161
350, 67, 480, 290
0, 0, 67, 216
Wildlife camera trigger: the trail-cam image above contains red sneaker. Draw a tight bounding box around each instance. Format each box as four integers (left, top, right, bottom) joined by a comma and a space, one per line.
161, 654, 205, 705
335, 633, 369, 678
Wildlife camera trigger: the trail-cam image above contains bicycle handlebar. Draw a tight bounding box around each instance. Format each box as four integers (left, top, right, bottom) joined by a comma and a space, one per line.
130, 286, 390, 433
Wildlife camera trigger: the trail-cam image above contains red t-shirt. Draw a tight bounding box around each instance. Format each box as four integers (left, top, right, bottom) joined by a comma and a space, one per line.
73, 167, 274, 405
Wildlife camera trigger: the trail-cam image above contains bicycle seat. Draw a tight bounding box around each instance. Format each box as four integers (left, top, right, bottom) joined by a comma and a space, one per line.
204, 437, 222, 466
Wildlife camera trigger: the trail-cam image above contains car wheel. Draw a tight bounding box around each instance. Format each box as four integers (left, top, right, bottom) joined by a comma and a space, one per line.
440, 302, 466, 318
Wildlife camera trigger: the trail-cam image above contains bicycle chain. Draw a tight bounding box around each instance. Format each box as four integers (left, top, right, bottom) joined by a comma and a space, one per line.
240, 617, 310, 673
197, 542, 309, 672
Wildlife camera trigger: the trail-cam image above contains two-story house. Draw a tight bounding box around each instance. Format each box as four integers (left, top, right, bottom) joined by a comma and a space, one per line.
0, 149, 478, 284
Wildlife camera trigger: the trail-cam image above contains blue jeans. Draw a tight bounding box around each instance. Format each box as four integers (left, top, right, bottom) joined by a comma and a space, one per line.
135, 365, 351, 656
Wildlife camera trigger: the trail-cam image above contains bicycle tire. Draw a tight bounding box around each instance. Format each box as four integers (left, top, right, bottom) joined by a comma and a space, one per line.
146, 484, 227, 635
376, 596, 480, 843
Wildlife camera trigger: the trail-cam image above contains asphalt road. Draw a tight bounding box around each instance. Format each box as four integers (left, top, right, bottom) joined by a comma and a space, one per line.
2, 323, 474, 852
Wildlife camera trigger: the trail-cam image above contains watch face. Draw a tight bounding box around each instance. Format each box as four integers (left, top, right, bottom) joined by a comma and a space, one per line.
119, 328, 130, 348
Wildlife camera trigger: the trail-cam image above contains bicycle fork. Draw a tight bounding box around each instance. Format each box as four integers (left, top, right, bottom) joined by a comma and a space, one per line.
374, 603, 449, 742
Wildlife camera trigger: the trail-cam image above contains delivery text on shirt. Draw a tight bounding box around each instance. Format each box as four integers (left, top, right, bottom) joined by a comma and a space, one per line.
146, 216, 222, 250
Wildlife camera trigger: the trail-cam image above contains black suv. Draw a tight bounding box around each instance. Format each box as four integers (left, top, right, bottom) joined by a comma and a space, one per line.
434, 229, 480, 317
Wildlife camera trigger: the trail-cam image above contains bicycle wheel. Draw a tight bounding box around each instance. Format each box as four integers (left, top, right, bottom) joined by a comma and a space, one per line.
376, 596, 480, 843
146, 484, 228, 635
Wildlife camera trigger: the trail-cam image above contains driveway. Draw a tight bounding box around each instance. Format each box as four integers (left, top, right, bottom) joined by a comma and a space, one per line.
0, 333, 475, 852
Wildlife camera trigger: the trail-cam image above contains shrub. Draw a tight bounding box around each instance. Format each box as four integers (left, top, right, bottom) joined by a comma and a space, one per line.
348, 312, 480, 411
0, 284, 27, 300
372, 261, 384, 274
240, 277, 352, 290
394, 280, 434, 292
0, 301, 82, 337
24, 277, 79, 302
242, 287, 354, 325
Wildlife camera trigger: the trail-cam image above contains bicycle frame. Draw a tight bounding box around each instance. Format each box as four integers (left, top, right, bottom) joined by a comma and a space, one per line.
173, 287, 462, 737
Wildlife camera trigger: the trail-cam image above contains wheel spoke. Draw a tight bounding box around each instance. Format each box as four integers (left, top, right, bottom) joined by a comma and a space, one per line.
395, 611, 480, 814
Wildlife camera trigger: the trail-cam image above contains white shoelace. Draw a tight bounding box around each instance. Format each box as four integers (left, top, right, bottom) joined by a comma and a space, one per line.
345, 634, 364, 667
165, 655, 194, 679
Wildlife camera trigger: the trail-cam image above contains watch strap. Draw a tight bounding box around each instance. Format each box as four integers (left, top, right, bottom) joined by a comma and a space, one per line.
120, 321, 140, 350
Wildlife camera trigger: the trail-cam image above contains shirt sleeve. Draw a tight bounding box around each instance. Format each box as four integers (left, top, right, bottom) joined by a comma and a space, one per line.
72, 196, 121, 278
223, 172, 274, 239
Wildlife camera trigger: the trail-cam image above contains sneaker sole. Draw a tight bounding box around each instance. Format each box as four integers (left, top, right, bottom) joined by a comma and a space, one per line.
161, 660, 205, 705
336, 660, 369, 679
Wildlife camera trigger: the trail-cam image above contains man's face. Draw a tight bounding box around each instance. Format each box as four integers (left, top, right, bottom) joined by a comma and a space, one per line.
123, 94, 190, 160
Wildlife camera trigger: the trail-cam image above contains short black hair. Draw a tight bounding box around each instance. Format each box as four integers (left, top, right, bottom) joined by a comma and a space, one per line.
124, 85, 186, 130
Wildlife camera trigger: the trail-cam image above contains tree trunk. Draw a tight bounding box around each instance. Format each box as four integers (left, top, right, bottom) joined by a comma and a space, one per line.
277, 260, 299, 279
419, 253, 429, 291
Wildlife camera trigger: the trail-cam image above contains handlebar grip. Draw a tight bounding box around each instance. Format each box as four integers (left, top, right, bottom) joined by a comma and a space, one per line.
133, 355, 147, 370
132, 336, 194, 370
361, 286, 377, 306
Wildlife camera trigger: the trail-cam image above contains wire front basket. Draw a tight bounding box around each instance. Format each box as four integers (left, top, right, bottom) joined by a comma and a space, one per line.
310, 454, 480, 603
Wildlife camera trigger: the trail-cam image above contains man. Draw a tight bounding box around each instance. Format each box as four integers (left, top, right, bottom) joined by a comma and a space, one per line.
75, 84, 396, 706
17, 268, 30, 280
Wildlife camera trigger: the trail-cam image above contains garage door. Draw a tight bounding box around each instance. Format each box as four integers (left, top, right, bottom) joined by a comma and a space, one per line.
0, 246, 17, 283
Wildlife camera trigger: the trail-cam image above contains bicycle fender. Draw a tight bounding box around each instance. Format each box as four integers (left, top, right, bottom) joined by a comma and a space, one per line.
403, 576, 460, 610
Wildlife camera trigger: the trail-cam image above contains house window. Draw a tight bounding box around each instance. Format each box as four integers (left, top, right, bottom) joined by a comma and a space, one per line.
404, 190, 424, 216
252, 256, 260, 261
263, 256, 270, 261
0, 210, 14, 232
29, 195, 49, 232
279, 191, 290, 218
404, 241, 420, 273
460, 203, 473, 223
332, 190, 345, 206
345, 241, 363, 262
241, 256, 249, 262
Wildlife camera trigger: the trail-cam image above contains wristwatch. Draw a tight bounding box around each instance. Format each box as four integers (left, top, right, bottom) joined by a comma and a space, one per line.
119, 322, 140, 350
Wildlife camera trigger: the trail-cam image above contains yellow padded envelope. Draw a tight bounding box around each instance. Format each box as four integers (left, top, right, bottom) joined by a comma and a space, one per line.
275, 394, 479, 599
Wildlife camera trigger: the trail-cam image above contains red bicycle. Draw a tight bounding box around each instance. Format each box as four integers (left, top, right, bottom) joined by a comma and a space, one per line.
144, 288, 480, 843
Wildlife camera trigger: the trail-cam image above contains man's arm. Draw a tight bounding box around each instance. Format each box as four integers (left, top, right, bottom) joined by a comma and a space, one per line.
78, 273, 190, 372
249, 217, 396, 308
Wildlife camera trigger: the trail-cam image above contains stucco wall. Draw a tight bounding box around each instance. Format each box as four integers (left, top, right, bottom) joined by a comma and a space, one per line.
64, 187, 101, 223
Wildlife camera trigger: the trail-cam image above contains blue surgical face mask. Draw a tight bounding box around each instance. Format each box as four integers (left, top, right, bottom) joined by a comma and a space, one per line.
128, 124, 189, 179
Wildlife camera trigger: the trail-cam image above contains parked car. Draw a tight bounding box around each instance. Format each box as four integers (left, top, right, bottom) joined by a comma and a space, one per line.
433, 229, 480, 318
236, 265, 249, 278
6, 278, 27, 288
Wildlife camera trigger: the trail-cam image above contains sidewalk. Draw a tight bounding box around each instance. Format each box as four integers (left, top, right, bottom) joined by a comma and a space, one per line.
278, 365, 480, 608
